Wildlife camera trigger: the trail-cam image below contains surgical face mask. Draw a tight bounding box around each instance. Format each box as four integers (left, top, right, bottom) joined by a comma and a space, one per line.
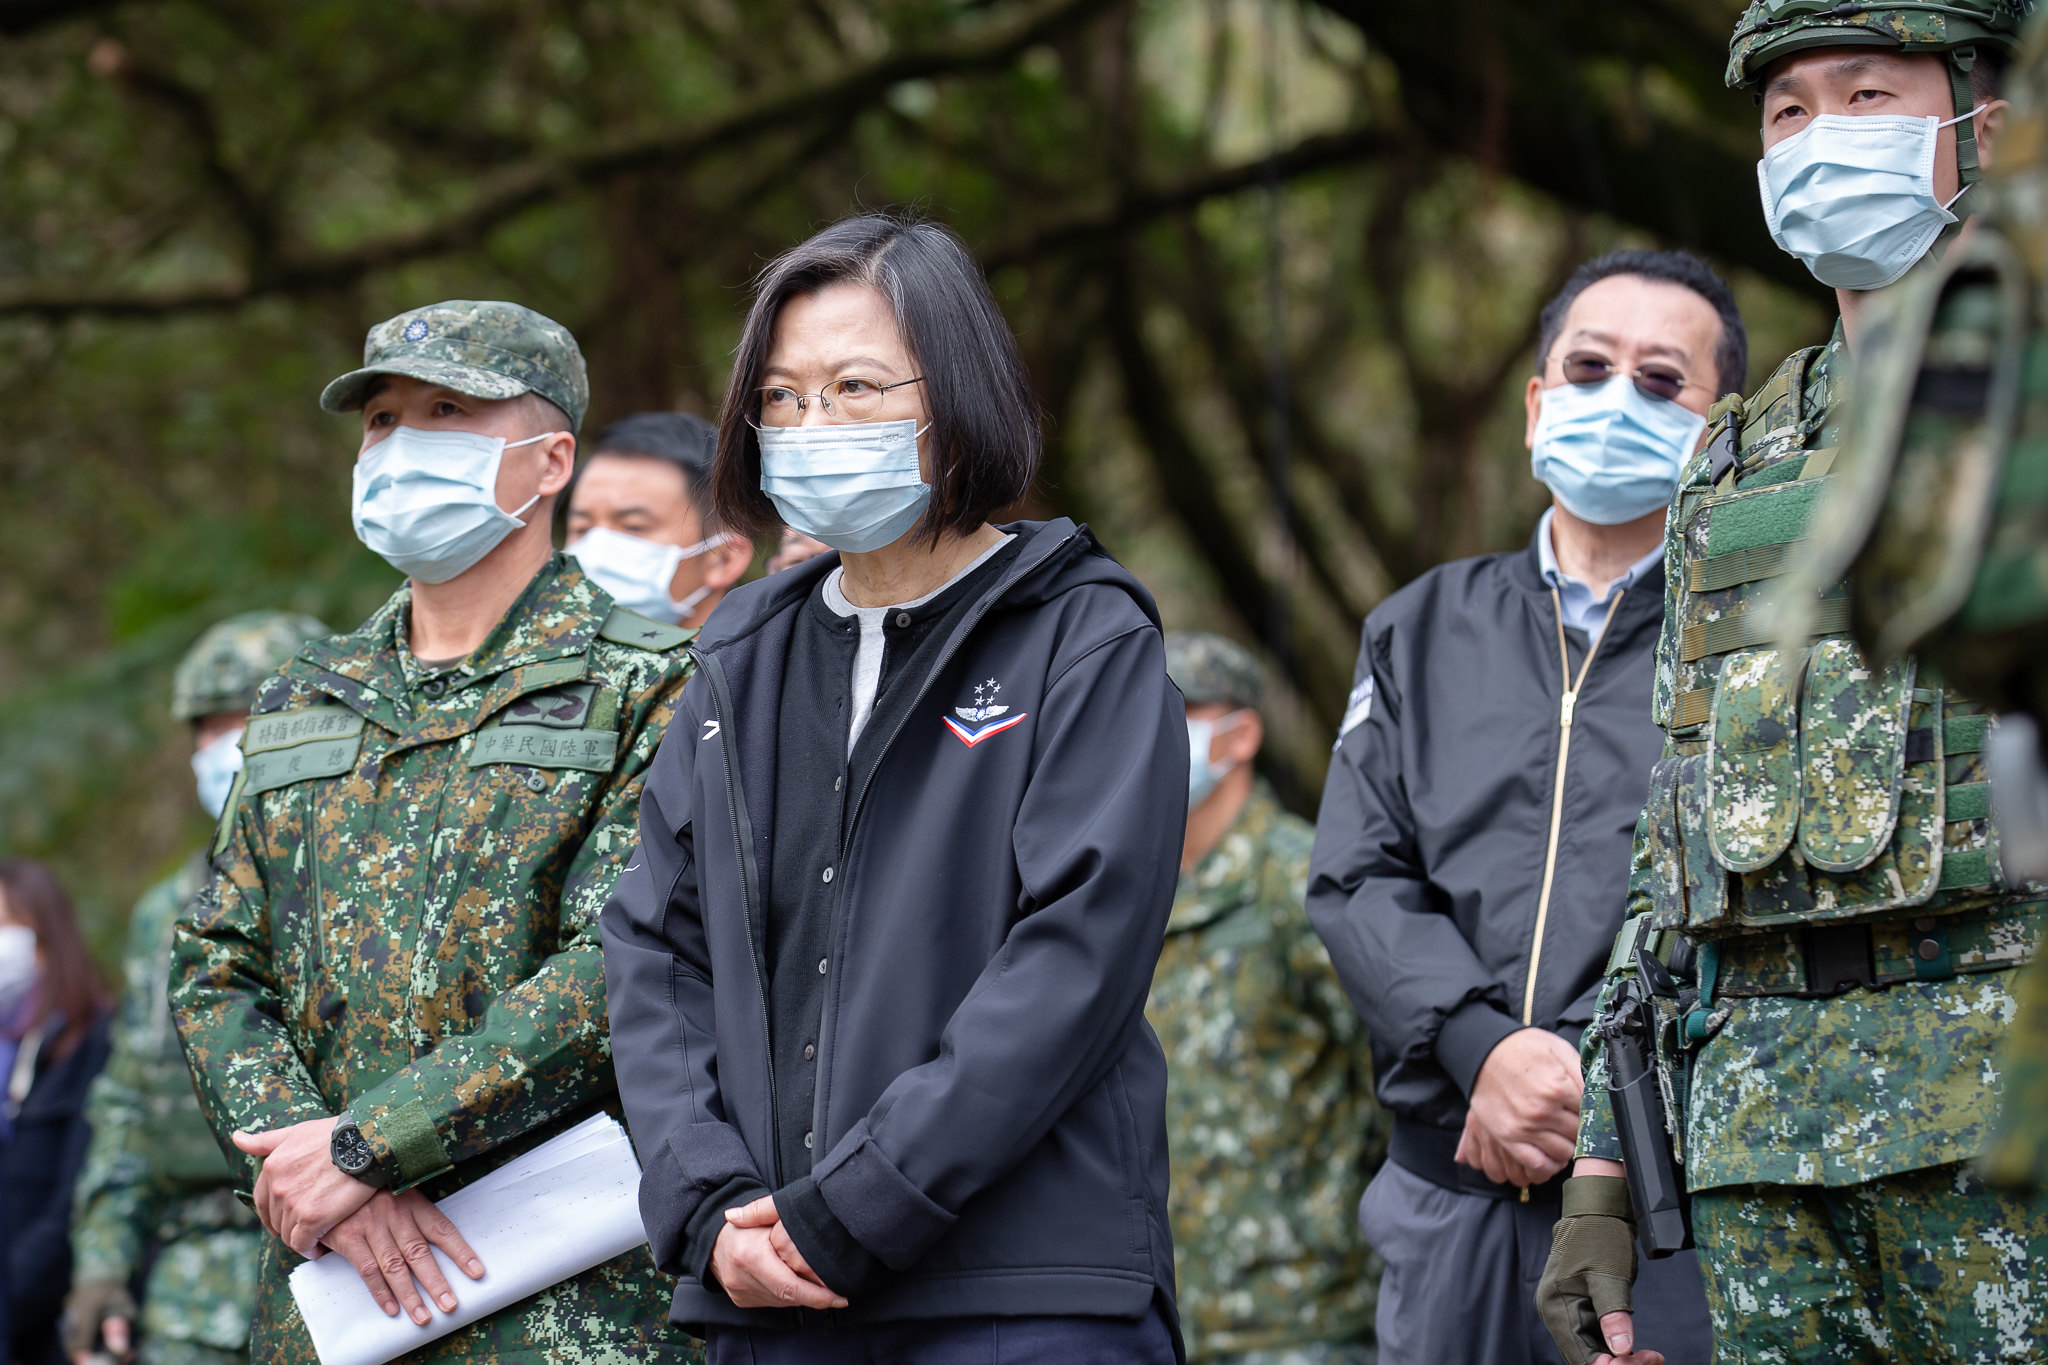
191, 726, 245, 820
0, 927, 35, 1014
1530, 376, 1703, 525
756, 419, 930, 554
352, 427, 552, 584
1759, 107, 1983, 291
1187, 711, 1247, 809
569, 526, 728, 624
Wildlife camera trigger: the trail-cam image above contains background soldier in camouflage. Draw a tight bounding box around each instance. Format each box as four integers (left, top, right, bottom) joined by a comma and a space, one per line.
1539, 6, 2048, 1363
66, 610, 329, 1365
1153, 632, 1382, 1365
170, 302, 703, 1364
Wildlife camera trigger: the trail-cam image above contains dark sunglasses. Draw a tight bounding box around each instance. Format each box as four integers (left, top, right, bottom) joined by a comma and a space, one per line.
1558, 351, 1702, 404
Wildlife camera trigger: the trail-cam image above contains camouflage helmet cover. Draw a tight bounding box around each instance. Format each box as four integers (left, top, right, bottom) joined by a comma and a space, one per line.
1164, 631, 1264, 712
171, 610, 332, 721
1727, 0, 2031, 89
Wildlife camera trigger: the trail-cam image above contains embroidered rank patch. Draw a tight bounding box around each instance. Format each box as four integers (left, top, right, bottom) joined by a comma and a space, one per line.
501, 682, 599, 730
945, 678, 1026, 746
468, 724, 617, 771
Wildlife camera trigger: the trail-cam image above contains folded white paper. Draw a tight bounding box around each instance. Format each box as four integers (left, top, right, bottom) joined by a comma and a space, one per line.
290, 1113, 648, 1365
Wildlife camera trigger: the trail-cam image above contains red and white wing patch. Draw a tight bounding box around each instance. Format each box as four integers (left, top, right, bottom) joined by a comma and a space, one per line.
942, 712, 1029, 747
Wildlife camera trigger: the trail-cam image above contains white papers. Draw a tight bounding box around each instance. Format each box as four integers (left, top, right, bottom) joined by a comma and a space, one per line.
290, 1113, 648, 1365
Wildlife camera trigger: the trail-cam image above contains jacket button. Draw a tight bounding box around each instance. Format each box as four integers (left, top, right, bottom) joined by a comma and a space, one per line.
895, 612, 910, 628
422, 677, 447, 698
822, 867, 834, 884
803, 1044, 815, 1061
818, 958, 828, 975
524, 770, 548, 792
1918, 938, 1943, 962
803, 1131, 814, 1150
834, 776, 842, 792
1913, 917, 1937, 932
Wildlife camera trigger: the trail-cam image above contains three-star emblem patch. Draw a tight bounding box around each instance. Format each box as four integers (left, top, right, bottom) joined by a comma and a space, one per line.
944, 678, 1027, 747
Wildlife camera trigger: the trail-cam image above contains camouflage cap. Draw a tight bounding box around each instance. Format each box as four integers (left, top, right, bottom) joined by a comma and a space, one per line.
171, 610, 333, 721
319, 300, 590, 433
1164, 631, 1263, 711
1727, 0, 2028, 89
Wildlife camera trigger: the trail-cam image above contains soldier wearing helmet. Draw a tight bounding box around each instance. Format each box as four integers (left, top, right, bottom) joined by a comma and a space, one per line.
66, 610, 329, 1365
1537, 4, 2048, 1364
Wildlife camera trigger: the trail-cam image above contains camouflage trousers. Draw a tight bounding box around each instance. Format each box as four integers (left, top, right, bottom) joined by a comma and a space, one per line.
1693, 1162, 2048, 1363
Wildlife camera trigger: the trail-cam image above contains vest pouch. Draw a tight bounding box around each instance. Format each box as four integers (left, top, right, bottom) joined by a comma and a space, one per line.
1642, 755, 1688, 930
1727, 688, 1946, 930
1706, 648, 1802, 873
1797, 640, 1915, 873
1674, 753, 1732, 932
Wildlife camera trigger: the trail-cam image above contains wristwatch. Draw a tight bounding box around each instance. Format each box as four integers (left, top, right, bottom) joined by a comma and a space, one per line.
330, 1111, 389, 1188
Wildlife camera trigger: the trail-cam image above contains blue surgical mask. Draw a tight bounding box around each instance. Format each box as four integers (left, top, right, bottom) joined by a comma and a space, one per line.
0, 926, 34, 1015
1531, 376, 1702, 525
569, 526, 728, 624
1187, 712, 1246, 809
191, 726, 245, 819
756, 419, 930, 554
1759, 108, 1982, 291
352, 426, 552, 584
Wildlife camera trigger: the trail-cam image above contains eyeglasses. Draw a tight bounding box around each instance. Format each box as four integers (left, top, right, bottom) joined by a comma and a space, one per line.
755, 376, 926, 426
1556, 352, 1706, 404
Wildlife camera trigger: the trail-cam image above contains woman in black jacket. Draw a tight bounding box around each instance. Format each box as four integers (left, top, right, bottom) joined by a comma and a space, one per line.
0, 859, 111, 1365
600, 213, 1188, 1364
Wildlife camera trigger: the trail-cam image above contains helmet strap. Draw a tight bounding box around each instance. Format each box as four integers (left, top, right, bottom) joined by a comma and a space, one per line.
1950, 45, 1983, 189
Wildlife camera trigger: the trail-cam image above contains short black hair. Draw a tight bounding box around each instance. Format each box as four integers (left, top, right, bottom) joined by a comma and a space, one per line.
1536, 249, 1749, 400
567, 410, 722, 531
1971, 48, 2007, 104
712, 211, 1040, 545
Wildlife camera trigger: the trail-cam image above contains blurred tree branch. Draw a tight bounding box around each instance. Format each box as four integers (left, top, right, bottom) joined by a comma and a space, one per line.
0, 0, 126, 36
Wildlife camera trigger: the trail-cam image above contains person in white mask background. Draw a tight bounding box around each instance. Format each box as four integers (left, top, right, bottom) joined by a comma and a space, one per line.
564, 411, 750, 629
1309, 249, 1744, 1365
65, 610, 327, 1365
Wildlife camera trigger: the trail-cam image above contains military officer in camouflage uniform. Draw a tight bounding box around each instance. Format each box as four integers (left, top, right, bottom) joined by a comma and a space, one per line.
65, 611, 330, 1365
1151, 633, 1382, 1365
170, 302, 703, 1364
1776, 2, 2048, 1189
1537, 5, 2048, 1363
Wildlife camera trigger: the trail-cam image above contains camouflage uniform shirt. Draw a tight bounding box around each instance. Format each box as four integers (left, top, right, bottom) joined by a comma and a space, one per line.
1578, 326, 2039, 1192
74, 850, 262, 1363
171, 553, 700, 1364
1147, 783, 1382, 1362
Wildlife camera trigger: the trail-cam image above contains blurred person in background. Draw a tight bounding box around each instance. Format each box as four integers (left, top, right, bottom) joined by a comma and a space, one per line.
0, 859, 112, 1365
565, 411, 751, 629
602, 212, 1187, 1362
764, 526, 829, 575
65, 611, 328, 1365
1152, 631, 1382, 1365
1308, 251, 1742, 1365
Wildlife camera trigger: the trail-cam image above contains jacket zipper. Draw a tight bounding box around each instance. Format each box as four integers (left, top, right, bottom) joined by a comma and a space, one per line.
1521, 586, 1627, 1029
692, 646, 785, 1187
1515, 587, 1625, 1202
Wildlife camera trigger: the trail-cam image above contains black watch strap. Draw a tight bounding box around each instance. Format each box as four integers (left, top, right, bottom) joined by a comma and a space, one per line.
330, 1111, 389, 1189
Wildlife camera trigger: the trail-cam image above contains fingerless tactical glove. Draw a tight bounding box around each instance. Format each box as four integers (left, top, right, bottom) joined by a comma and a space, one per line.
1536, 1175, 1638, 1365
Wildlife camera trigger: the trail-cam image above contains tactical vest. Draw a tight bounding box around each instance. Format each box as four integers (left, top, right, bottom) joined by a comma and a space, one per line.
1638, 333, 2036, 995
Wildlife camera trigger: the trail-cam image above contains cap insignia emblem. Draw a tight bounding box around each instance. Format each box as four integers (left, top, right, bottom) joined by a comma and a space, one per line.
403, 318, 430, 342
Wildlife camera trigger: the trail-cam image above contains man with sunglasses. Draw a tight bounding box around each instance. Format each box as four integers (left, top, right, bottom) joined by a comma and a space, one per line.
1308, 250, 1736, 1365
1538, 4, 2048, 1364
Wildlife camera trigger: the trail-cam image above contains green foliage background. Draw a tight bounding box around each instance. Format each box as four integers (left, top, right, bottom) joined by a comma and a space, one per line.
0, 0, 1829, 964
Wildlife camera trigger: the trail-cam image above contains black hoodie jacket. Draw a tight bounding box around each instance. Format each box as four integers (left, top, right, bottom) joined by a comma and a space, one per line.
600, 519, 1187, 1336
1306, 528, 1666, 1198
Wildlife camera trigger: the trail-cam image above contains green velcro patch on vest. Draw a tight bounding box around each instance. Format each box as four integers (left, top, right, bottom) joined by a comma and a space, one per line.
242, 707, 364, 755
1706, 481, 1824, 558
598, 605, 695, 651
1945, 714, 1993, 754
243, 735, 361, 796
468, 724, 617, 771
1947, 782, 1993, 822
1939, 848, 1997, 892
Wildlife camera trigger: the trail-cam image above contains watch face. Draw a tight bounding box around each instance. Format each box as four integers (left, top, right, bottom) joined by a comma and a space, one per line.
335, 1127, 374, 1174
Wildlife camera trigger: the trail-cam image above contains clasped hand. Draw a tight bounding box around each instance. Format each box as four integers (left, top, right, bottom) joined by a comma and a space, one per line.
1455, 1026, 1585, 1187
234, 1118, 485, 1326
710, 1196, 849, 1311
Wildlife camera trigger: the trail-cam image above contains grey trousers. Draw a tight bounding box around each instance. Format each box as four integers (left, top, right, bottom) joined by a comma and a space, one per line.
1359, 1160, 1713, 1365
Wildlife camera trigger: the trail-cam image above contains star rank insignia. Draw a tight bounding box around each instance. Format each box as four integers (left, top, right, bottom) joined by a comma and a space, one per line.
943, 678, 1027, 747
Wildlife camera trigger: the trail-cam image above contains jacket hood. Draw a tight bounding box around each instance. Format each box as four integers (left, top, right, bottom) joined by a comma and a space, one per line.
692, 518, 1161, 655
